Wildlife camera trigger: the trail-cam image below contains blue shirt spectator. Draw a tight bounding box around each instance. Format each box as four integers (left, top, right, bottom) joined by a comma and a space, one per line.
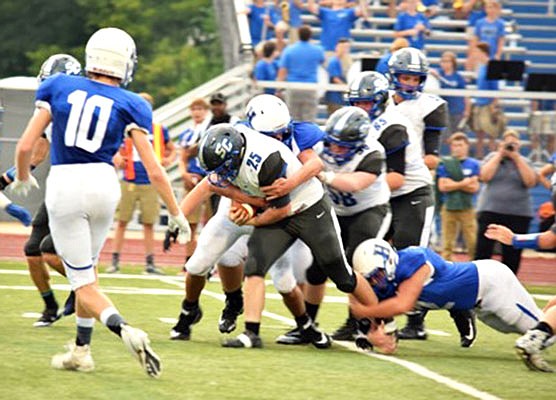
394, 0, 431, 51
326, 56, 344, 105
438, 70, 467, 115
474, 18, 505, 58
474, 63, 499, 106
248, 2, 280, 46
279, 40, 325, 83
254, 41, 279, 94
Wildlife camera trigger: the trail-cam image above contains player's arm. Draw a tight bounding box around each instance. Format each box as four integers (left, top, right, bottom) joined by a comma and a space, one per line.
15, 108, 51, 181
485, 224, 556, 250
30, 136, 50, 167
320, 150, 383, 192
131, 129, 180, 216
208, 177, 267, 208
351, 264, 430, 319
262, 148, 323, 199
245, 152, 292, 227
380, 124, 408, 191
423, 103, 447, 170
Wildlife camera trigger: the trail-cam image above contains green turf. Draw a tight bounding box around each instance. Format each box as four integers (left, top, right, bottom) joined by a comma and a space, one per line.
0, 261, 554, 400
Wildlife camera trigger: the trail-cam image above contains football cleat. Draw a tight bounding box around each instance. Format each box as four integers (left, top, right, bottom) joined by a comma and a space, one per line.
515, 329, 554, 373
51, 343, 94, 372
397, 325, 428, 340
169, 305, 203, 340
275, 327, 310, 345
121, 325, 162, 378
221, 331, 263, 349
218, 299, 243, 334
300, 322, 332, 349
5, 203, 32, 226
105, 264, 120, 274
62, 291, 76, 317
331, 317, 358, 341
144, 265, 165, 275
33, 308, 61, 327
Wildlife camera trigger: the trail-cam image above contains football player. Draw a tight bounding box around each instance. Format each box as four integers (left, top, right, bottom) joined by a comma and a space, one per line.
195, 123, 377, 348
0, 191, 31, 226
1, 54, 82, 326
350, 239, 547, 359
385, 48, 475, 343
485, 222, 556, 372
13, 27, 191, 377
331, 71, 435, 341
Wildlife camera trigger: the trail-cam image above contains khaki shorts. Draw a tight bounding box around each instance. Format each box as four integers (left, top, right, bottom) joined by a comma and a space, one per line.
471, 104, 506, 138
116, 181, 160, 224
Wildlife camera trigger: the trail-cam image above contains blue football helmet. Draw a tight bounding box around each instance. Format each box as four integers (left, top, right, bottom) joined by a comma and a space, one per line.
346, 71, 390, 120
388, 47, 429, 100
323, 106, 370, 166
198, 124, 246, 187
38, 54, 82, 82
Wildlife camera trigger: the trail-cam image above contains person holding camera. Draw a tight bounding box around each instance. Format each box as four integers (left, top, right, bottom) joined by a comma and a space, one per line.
475, 129, 538, 274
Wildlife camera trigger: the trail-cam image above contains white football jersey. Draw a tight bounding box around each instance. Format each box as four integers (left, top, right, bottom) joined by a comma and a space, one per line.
232, 125, 324, 215
321, 139, 390, 216
386, 90, 446, 154
367, 109, 432, 197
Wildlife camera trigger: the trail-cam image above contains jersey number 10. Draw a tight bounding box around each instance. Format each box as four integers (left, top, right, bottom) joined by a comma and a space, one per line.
65, 90, 115, 153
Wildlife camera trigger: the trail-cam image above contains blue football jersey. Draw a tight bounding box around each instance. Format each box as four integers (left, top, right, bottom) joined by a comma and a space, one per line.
36, 74, 152, 166
290, 121, 324, 153
378, 247, 480, 311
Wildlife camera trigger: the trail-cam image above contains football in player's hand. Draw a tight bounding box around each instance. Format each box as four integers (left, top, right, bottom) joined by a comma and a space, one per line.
230, 201, 257, 223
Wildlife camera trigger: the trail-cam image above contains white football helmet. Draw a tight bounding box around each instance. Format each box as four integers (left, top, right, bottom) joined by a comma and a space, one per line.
245, 94, 291, 136
85, 27, 137, 86
352, 239, 398, 284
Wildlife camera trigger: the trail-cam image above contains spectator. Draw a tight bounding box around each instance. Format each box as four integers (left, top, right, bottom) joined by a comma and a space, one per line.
420, 0, 440, 18
470, 0, 505, 60
469, 42, 504, 159
437, 132, 481, 260
254, 41, 280, 95
375, 37, 409, 75
245, 0, 280, 47
307, 0, 367, 54
108, 93, 176, 275
325, 38, 352, 115
394, 0, 431, 50
178, 98, 213, 268
457, 0, 486, 27
277, 25, 325, 121
475, 129, 538, 275
209, 93, 240, 126
431, 51, 471, 142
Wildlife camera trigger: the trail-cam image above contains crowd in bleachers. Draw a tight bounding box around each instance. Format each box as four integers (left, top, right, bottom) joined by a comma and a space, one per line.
240, 0, 556, 268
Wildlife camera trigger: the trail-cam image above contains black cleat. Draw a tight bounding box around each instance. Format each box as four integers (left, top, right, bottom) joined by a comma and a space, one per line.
222, 330, 263, 348
169, 306, 203, 340
331, 317, 358, 341
300, 322, 332, 349
33, 308, 61, 327
397, 325, 428, 340
62, 291, 75, 317
218, 300, 243, 334
275, 327, 310, 345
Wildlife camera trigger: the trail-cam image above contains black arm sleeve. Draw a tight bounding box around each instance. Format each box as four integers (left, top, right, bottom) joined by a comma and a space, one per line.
423, 103, 448, 156
258, 151, 291, 208
355, 151, 383, 176
378, 124, 408, 175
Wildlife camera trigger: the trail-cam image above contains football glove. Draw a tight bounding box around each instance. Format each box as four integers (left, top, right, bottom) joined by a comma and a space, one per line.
163, 228, 179, 252
10, 175, 39, 197
168, 211, 192, 243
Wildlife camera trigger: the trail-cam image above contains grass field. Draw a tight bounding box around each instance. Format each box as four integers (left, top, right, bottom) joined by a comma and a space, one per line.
0, 260, 554, 400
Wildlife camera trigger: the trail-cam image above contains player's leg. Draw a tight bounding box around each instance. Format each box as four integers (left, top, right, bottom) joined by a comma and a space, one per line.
390, 188, 435, 340
138, 184, 163, 274
108, 181, 134, 273
223, 224, 296, 348
216, 235, 248, 333
24, 203, 61, 327
171, 213, 250, 340
331, 206, 391, 341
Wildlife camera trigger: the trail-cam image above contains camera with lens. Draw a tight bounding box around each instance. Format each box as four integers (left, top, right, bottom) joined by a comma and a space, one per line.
504, 143, 516, 151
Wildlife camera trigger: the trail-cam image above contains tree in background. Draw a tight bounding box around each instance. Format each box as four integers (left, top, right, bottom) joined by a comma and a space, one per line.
0, 0, 222, 106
